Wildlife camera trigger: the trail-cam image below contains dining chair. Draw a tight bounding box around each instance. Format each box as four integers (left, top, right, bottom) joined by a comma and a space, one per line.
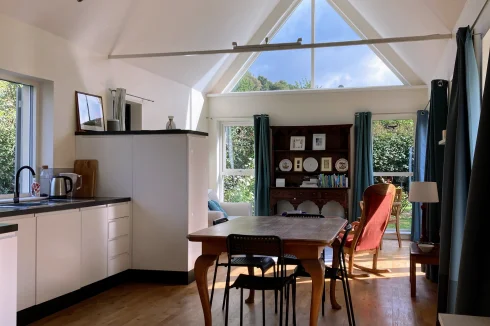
345, 184, 396, 276
209, 218, 277, 313
293, 224, 355, 325
359, 187, 403, 250
225, 234, 295, 326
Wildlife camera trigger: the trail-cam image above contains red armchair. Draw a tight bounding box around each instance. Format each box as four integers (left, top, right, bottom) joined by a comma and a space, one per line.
345, 184, 396, 276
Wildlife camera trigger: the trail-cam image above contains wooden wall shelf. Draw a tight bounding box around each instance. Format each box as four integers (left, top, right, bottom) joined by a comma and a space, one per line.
270, 124, 352, 218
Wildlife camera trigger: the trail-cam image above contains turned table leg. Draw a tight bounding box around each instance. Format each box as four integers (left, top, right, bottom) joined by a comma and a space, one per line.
301, 258, 325, 326
195, 254, 218, 326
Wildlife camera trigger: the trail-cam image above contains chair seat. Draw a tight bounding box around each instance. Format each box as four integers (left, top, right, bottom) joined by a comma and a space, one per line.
338, 232, 355, 248
293, 264, 341, 280
219, 256, 275, 271
283, 254, 300, 266
231, 274, 294, 291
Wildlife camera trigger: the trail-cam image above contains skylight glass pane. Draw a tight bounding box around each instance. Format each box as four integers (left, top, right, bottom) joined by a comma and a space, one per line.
315, 0, 360, 42
232, 0, 312, 92
315, 46, 403, 88
314, 0, 402, 88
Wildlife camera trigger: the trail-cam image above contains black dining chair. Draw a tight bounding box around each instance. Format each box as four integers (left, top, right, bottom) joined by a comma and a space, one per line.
225, 234, 295, 326
293, 224, 356, 326
209, 218, 278, 314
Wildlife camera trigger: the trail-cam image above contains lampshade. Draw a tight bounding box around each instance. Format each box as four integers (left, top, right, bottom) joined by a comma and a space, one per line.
408, 182, 439, 203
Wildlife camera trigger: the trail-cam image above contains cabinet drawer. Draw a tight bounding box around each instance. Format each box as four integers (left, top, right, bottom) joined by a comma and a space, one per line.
108, 202, 129, 221
108, 253, 130, 276
108, 235, 130, 258
108, 217, 130, 240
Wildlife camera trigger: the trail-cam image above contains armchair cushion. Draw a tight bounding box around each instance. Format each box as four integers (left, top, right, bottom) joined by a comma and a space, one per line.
208, 211, 225, 227
208, 200, 229, 218
220, 202, 252, 217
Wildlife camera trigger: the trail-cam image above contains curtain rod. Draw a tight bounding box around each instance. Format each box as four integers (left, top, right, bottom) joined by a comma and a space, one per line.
472, 0, 490, 30
108, 33, 452, 59
109, 89, 154, 103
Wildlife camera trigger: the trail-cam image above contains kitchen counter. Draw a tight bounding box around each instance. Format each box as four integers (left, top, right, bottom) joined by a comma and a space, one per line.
0, 223, 18, 234
0, 197, 131, 218
75, 129, 208, 136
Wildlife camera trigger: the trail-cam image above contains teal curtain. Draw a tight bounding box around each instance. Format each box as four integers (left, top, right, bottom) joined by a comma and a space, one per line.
456, 34, 490, 317
351, 112, 373, 222
411, 110, 429, 241
424, 79, 448, 282
438, 27, 473, 315
254, 115, 271, 216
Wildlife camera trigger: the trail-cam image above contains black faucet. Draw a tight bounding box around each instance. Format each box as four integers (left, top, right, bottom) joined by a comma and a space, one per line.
14, 166, 36, 203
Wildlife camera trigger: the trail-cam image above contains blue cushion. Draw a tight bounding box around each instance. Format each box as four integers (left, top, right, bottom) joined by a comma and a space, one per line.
208, 200, 229, 218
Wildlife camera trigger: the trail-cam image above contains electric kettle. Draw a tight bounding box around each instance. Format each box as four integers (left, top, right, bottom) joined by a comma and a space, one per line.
49, 176, 73, 199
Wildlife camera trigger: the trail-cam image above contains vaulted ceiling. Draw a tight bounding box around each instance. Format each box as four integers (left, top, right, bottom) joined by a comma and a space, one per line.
0, 0, 471, 92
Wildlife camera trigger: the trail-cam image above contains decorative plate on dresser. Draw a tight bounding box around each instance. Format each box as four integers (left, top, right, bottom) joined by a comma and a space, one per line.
303, 157, 318, 172
279, 159, 293, 171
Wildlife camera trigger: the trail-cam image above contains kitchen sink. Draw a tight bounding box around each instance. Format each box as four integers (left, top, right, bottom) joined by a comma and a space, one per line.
0, 201, 47, 208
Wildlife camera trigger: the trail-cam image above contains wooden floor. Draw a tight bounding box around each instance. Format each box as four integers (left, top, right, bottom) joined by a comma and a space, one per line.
33, 240, 437, 326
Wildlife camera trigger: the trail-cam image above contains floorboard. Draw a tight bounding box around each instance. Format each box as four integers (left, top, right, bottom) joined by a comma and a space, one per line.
32, 240, 437, 326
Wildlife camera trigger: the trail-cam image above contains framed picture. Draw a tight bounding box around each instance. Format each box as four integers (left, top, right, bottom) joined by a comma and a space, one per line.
294, 157, 303, 171
313, 134, 326, 150
290, 136, 306, 151
321, 157, 332, 172
75, 91, 105, 131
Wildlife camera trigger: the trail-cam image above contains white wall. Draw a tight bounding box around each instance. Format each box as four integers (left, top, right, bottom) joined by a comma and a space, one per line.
207, 86, 428, 207
0, 13, 207, 168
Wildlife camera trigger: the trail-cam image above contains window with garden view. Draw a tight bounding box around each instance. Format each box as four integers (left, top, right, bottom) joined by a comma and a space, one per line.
221, 123, 255, 209
0, 79, 34, 196
372, 119, 414, 231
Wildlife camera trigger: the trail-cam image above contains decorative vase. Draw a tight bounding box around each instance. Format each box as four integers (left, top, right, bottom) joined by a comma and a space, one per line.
166, 116, 176, 130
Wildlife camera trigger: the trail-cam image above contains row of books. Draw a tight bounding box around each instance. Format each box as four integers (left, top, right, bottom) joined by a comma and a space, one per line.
318, 174, 348, 188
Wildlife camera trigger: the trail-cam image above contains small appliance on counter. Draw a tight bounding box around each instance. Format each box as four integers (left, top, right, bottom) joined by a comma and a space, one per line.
49, 176, 73, 199
59, 173, 82, 198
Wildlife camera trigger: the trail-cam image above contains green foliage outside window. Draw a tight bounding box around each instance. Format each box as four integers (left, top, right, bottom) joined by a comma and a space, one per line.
233, 72, 312, 92
223, 126, 255, 208
0, 80, 18, 194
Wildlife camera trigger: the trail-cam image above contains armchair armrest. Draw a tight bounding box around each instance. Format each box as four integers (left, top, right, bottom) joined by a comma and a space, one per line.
208, 211, 225, 227
220, 202, 252, 217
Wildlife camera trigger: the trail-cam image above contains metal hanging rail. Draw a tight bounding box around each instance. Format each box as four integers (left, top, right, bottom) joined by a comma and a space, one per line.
109, 89, 154, 103
108, 33, 452, 59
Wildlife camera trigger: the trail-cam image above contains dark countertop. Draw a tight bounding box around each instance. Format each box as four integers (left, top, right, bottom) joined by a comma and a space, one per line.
75, 129, 208, 136
0, 223, 18, 234
0, 197, 131, 219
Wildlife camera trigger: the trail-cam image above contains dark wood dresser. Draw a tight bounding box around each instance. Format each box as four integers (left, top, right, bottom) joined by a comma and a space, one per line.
269, 124, 352, 219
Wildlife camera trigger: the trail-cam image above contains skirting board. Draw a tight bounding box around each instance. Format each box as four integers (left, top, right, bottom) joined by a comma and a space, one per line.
17, 269, 194, 325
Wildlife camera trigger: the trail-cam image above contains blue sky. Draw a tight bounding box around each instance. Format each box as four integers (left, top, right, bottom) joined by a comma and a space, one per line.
245, 0, 403, 89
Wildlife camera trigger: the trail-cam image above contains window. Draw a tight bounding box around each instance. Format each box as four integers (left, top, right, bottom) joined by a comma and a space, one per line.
0, 79, 35, 196
231, 0, 402, 92
220, 122, 255, 207
372, 118, 414, 231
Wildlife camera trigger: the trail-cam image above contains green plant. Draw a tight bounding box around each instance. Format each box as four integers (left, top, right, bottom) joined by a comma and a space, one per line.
0, 80, 18, 194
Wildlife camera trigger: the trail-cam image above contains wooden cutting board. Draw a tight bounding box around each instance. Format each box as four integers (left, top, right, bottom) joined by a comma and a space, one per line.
73, 160, 98, 198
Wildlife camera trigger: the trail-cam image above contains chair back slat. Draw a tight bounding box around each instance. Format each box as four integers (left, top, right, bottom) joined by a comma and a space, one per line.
284, 213, 324, 218
227, 234, 283, 258
355, 184, 396, 251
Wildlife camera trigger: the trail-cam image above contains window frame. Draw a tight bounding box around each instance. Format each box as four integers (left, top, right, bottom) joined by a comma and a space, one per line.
225, 0, 406, 92
219, 119, 255, 201
0, 72, 38, 199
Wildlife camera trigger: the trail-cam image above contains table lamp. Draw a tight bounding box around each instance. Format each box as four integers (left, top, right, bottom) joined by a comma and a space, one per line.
408, 182, 439, 243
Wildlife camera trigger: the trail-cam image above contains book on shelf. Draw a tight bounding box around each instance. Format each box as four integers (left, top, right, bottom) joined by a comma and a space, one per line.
318, 173, 348, 188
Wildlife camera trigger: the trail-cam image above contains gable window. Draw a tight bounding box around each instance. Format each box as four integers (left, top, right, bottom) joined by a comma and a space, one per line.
372, 118, 414, 232
220, 121, 255, 207
231, 0, 403, 92
0, 78, 35, 197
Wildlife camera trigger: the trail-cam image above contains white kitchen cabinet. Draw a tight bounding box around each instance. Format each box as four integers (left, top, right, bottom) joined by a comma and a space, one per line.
0, 229, 17, 326
36, 209, 81, 304
1, 215, 36, 311
81, 206, 108, 287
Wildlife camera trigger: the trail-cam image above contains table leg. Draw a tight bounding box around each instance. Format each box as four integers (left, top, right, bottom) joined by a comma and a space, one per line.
330, 238, 342, 310
195, 254, 218, 326
410, 256, 416, 297
245, 254, 255, 303
301, 258, 325, 326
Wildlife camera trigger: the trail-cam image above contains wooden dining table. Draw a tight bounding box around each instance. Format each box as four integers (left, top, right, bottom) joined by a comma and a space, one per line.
187, 216, 347, 326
